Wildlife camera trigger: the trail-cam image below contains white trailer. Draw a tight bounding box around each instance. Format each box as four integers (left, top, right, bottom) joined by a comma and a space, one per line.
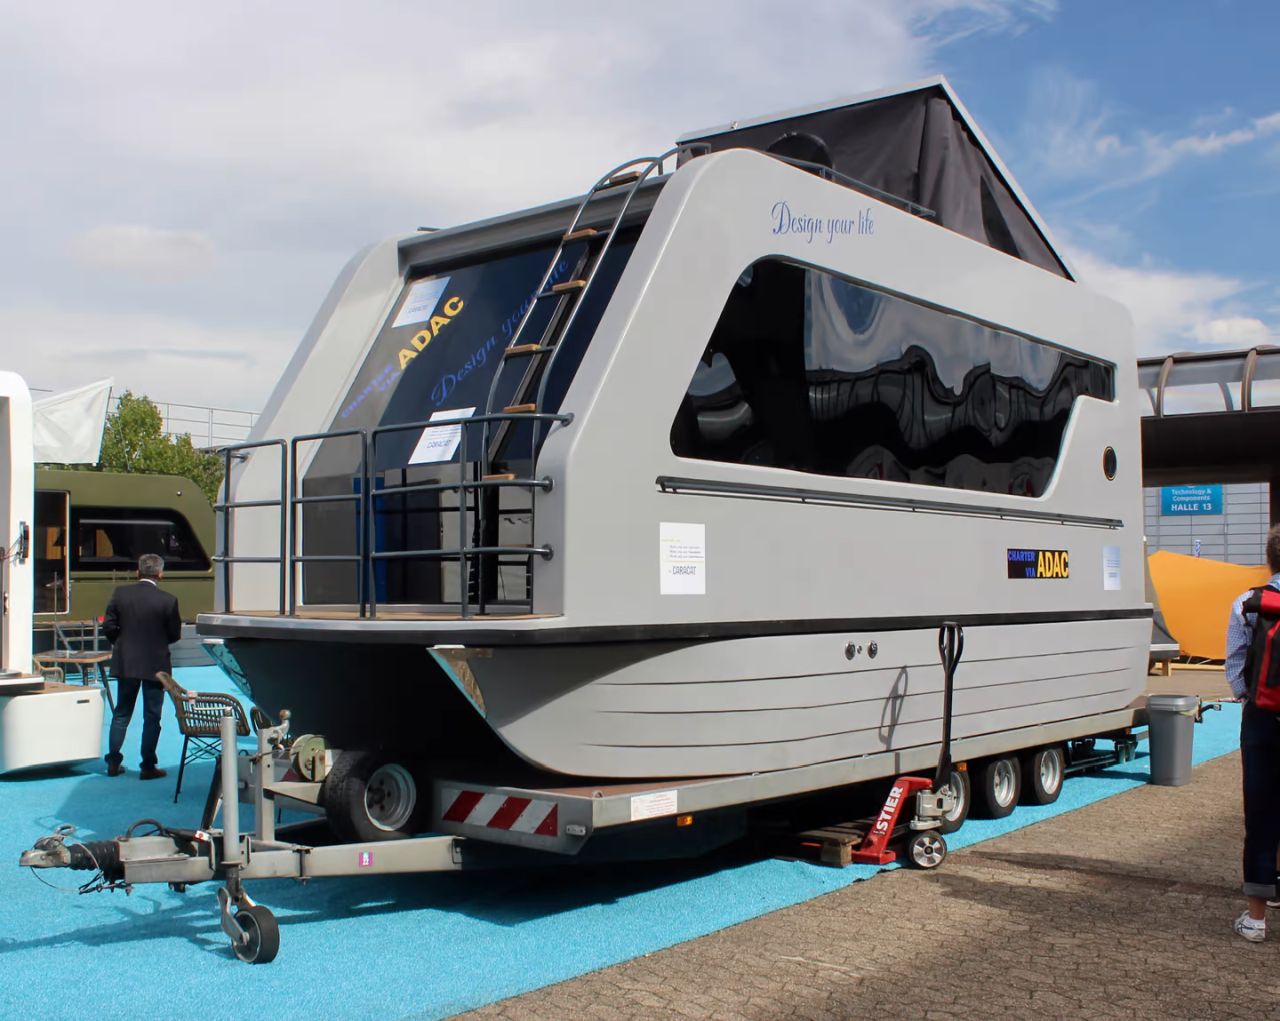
0, 372, 107, 771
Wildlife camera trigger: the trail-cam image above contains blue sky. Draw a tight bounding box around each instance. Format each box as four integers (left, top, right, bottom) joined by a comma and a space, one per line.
1, 0, 1275, 410
947, 1, 1278, 351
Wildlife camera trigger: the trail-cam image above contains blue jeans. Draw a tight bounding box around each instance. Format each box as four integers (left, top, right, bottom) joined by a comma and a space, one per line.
1240, 701, 1280, 898
105, 678, 165, 770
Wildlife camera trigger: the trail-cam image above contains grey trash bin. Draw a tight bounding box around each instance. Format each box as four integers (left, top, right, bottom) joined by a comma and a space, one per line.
1146, 693, 1199, 786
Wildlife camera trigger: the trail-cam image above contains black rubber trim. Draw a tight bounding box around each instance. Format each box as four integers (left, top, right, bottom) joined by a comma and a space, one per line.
656, 475, 1123, 529
197, 606, 1153, 647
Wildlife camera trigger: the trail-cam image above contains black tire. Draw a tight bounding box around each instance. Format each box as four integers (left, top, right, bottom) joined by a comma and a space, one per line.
906, 830, 947, 869
1021, 745, 1065, 806
974, 756, 1021, 819
321, 750, 424, 843
938, 767, 971, 835
232, 905, 280, 964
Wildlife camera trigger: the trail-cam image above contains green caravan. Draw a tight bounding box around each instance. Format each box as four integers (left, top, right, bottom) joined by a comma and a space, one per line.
32, 470, 215, 641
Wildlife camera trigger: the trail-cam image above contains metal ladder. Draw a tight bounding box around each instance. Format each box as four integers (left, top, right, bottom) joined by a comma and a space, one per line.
479, 148, 693, 461
469, 146, 701, 612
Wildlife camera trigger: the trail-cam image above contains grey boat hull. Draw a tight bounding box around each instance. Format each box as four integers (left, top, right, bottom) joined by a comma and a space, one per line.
222, 615, 1148, 780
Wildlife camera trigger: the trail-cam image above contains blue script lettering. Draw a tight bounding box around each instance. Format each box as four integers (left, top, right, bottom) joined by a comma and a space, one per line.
431, 335, 499, 406
771, 201, 876, 244
771, 201, 822, 243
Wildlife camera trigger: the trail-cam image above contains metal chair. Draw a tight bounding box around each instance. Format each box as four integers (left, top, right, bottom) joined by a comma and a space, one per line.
156, 671, 251, 802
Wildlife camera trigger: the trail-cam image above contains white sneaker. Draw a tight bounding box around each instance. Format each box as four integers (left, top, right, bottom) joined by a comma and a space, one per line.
1235, 912, 1266, 943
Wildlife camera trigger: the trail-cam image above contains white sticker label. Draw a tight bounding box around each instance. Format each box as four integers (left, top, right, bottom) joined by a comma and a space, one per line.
1102, 545, 1122, 591
393, 276, 451, 328
660, 522, 705, 595
408, 407, 475, 464
630, 790, 678, 822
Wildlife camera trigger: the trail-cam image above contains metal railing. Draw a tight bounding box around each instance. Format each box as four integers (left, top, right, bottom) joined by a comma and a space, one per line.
110, 396, 259, 449
213, 440, 287, 615
366, 412, 564, 619
289, 430, 368, 616
215, 411, 567, 618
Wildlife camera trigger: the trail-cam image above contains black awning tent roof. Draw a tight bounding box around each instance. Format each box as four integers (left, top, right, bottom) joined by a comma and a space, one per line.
678, 76, 1071, 280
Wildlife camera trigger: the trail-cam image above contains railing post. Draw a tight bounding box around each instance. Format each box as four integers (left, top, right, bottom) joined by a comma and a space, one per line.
359, 432, 369, 617
278, 443, 288, 615
368, 430, 378, 620
221, 448, 233, 612
459, 423, 469, 619
288, 439, 298, 616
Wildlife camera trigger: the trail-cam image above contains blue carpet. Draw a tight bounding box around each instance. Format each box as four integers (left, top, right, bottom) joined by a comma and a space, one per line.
0, 669, 1240, 1021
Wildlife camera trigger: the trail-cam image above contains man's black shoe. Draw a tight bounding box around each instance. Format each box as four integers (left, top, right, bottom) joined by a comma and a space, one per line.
139, 767, 168, 781
106, 763, 126, 777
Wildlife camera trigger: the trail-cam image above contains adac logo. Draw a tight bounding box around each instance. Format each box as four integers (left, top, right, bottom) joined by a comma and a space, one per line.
398, 296, 465, 370
1007, 548, 1069, 580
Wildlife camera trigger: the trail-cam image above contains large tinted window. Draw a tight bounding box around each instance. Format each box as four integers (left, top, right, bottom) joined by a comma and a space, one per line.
301, 233, 637, 605
71, 506, 211, 572
34, 490, 69, 613
671, 260, 1114, 497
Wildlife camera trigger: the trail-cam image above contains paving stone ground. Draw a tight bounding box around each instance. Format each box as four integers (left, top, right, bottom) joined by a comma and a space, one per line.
462, 672, 1271, 1021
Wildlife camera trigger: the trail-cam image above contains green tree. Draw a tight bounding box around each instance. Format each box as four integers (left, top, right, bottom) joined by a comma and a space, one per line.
58, 391, 226, 504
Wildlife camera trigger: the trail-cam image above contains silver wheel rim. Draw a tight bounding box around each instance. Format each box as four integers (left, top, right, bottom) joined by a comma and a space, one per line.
992, 759, 1017, 807
364, 763, 416, 832
1039, 750, 1062, 795
943, 771, 966, 824
913, 834, 945, 867
235, 913, 259, 961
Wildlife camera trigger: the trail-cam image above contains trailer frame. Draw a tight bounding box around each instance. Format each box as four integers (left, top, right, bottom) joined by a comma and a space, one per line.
21, 686, 1146, 964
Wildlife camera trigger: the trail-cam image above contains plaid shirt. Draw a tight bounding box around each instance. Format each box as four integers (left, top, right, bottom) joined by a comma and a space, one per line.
1225, 572, 1280, 699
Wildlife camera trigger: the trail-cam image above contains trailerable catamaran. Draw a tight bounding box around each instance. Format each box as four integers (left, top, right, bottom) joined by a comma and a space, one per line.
21, 77, 1151, 962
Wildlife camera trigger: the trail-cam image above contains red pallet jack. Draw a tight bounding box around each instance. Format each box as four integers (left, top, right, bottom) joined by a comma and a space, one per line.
801, 622, 963, 870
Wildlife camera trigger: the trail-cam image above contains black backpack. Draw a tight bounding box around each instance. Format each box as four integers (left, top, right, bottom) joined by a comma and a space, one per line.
1244, 584, 1280, 711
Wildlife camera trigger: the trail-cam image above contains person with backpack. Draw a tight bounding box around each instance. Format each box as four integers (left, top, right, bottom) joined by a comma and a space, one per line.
1228, 523, 1280, 943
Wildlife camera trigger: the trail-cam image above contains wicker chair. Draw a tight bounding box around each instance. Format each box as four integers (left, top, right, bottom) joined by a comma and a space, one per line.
156, 671, 251, 802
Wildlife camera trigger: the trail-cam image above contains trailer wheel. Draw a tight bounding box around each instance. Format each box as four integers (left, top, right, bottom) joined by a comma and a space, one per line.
974, 756, 1021, 818
322, 751, 423, 842
938, 767, 971, 835
232, 905, 280, 964
906, 830, 947, 869
1021, 746, 1065, 805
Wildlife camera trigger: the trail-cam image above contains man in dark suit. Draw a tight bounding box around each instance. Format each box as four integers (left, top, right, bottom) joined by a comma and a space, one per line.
103, 553, 183, 779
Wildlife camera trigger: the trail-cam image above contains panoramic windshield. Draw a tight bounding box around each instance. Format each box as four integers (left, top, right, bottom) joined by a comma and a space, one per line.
309, 234, 635, 480
301, 229, 638, 605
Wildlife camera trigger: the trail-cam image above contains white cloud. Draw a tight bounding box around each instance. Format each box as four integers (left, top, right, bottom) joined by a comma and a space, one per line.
0, 1, 1065, 414
0, 2, 1059, 226
1023, 67, 1280, 192
1141, 111, 1280, 180
909, 0, 1056, 44
69, 224, 216, 279
1067, 246, 1275, 356
1197, 316, 1273, 347
0, 303, 293, 410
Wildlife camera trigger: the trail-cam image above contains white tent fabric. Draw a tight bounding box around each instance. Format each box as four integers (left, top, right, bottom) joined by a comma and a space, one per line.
32, 378, 114, 464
